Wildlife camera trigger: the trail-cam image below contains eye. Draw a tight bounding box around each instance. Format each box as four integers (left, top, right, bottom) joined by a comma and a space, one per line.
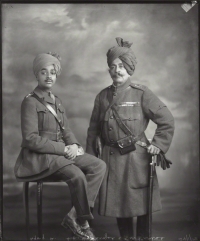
41, 71, 47, 75
51, 70, 56, 75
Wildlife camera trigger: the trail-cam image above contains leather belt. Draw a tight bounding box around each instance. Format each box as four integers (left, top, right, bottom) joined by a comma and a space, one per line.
104, 133, 146, 148
39, 131, 63, 142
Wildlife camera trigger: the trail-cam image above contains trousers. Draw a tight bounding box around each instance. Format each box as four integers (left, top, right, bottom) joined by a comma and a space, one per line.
43, 153, 106, 220
116, 214, 149, 239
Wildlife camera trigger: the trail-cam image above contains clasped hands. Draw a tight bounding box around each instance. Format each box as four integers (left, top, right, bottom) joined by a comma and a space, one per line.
64, 144, 78, 160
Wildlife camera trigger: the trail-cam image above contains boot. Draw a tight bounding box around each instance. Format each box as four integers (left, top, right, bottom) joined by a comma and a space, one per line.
136, 214, 149, 239
116, 217, 133, 240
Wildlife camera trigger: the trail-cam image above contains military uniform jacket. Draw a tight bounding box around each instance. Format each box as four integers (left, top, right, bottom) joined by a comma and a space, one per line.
14, 86, 79, 182
86, 78, 174, 217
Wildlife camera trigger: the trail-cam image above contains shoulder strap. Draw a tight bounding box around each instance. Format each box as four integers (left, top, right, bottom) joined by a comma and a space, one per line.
32, 93, 65, 131
130, 83, 146, 91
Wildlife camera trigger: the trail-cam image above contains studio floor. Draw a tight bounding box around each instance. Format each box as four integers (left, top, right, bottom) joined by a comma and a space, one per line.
2, 184, 200, 241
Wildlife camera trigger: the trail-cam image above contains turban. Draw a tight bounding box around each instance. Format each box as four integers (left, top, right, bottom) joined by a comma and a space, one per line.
33, 52, 61, 77
107, 37, 137, 76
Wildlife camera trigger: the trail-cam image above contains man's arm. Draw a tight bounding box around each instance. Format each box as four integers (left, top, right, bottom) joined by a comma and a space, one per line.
142, 87, 175, 154
21, 97, 66, 155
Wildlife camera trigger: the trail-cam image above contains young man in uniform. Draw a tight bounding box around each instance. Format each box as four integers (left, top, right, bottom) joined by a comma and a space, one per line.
15, 52, 106, 240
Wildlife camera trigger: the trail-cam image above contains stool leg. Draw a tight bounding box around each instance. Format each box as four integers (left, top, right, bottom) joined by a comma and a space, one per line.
23, 182, 30, 240
37, 181, 43, 239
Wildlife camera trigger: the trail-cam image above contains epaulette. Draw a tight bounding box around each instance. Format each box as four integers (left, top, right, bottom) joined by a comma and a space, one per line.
25, 92, 34, 98
130, 83, 147, 91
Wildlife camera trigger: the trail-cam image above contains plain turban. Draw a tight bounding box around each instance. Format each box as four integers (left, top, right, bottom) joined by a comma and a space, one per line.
33, 52, 61, 77
107, 37, 137, 76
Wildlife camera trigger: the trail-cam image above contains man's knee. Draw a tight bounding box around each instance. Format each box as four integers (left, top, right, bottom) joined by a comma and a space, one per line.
99, 159, 106, 173
72, 171, 87, 185
89, 156, 106, 175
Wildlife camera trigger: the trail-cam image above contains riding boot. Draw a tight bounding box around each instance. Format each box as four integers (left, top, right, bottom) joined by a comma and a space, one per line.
116, 217, 133, 240
136, 214, 149, 239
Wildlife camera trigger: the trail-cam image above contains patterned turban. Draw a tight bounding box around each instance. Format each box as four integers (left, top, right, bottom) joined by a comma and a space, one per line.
107, 37, 137, 76
33, 52, 61, 77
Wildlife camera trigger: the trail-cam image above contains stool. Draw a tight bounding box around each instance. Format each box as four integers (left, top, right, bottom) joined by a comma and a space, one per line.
23, 180, 61, 240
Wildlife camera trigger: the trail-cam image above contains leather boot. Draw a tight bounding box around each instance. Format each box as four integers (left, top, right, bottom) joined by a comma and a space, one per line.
136, 214, 149, 239
116, 217, 133, 240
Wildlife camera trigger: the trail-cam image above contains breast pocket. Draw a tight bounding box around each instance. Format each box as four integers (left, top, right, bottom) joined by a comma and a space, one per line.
118, 106, 141, 135
36, 105, 49, 131
57, 105, 65, 125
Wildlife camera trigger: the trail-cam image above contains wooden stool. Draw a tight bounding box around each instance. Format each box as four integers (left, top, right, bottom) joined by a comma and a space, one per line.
23, 180, 60, 240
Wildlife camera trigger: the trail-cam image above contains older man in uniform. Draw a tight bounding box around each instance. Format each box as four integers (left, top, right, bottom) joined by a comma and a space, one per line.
86, 38, 175, 239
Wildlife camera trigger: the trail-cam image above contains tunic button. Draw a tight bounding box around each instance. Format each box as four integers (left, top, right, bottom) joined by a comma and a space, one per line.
113, 93, 117, 96
109, 127, 112, 131
110, 116, 114, 119
110, 139, 114, 142
110, 151, 114, 155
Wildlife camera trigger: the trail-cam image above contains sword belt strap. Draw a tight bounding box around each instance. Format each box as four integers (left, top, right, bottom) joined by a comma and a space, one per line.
111, 105, 134, 136
32, 93, 65, 131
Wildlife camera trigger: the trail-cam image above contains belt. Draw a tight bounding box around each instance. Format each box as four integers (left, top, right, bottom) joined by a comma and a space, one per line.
104, 133, 147, 148
39, 131, 63, 142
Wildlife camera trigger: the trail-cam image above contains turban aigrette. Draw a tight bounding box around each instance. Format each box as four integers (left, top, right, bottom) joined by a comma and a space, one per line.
107, 37, 137, 76
33, 52, 61, 77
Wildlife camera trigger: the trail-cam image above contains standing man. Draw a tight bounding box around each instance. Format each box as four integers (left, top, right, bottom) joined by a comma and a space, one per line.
86, 38, 174, 239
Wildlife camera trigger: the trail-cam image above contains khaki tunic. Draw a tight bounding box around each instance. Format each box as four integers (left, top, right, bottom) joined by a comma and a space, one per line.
14, 86, 79, 182
86, 79, 174, 217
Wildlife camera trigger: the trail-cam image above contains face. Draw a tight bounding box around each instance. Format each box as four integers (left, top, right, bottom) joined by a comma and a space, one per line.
109, 58, 130, 86
36, 64, 57, 90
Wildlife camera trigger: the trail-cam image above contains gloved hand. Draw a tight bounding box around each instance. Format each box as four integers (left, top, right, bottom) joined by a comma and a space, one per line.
156, 152, 172, 170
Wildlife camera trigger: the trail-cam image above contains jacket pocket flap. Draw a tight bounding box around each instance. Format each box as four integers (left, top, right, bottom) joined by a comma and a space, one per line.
58, 105, 65, 113
118, 112, 140, 120
117, 136, 133, 148
36, 105, 48, 112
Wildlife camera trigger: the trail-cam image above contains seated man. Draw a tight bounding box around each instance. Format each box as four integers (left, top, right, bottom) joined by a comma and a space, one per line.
14, 52, 106, 240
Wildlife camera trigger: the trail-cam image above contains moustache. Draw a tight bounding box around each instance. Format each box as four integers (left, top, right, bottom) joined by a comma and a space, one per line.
45, 78, 52, 82
113, 73, 124, 78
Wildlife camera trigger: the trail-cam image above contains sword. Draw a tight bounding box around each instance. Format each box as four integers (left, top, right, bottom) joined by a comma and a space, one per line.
148, 154, 156, 238
136, 140, 155, 239
136, 140, 172, 238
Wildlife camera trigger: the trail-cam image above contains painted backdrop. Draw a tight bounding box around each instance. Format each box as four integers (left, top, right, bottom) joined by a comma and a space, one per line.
2, 3, 198, 198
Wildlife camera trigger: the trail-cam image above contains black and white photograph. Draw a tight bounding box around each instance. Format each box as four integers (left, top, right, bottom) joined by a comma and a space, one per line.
1, 2, 199, 241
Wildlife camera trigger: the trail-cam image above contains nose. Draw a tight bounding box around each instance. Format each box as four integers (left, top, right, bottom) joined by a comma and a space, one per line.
46, 72, 52, 79
115, 65, 120, 73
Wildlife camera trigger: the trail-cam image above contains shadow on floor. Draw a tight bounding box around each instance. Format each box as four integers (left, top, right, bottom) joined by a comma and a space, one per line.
2, 184, 200, 241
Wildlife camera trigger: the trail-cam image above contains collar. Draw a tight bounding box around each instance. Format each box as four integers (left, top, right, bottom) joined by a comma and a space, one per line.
33, 85, 56, 104
111, 78, 131, 93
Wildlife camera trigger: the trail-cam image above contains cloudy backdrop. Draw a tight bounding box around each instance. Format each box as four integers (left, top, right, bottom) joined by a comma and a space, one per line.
2, 3, 198, 195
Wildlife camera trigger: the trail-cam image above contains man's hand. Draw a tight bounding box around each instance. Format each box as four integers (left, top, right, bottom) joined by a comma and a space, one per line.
64, 144, 78, 160
147, 144, 160, 155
